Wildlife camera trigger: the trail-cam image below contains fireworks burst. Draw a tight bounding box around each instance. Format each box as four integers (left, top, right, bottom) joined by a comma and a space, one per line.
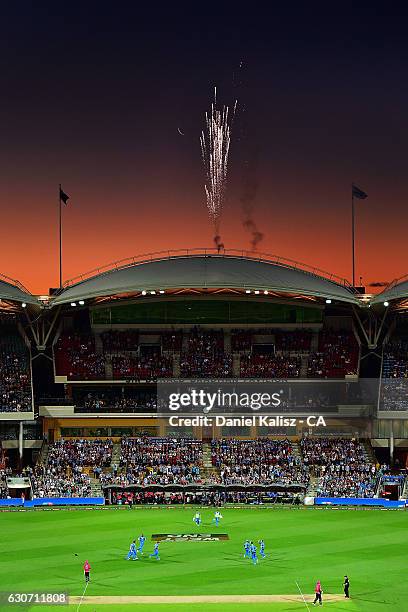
200, 88, 236, 244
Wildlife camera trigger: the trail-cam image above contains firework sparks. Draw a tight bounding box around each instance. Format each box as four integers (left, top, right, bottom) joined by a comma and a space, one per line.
200, 88, 236, 242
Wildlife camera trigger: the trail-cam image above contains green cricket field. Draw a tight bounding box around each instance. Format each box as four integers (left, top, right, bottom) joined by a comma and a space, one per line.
0, 505, 406, 611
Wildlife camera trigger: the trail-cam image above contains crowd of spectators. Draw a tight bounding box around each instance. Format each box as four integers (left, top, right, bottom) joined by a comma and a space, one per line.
54, 327, 360, 382
47, 439, 113, 469
101, 330, 139, 353
31, 464, 92, 498
380, 339, 408, 410
300, 437, 378, 497
0, 329, 32, 412
110, 489, 302, 505
1, 431, 386, 500
231, 330, 252, 351
211, 439, 309, 486
382, 339, 408, 379
240, 354, 301, 378
307, 330, 359, 378
55, 333, 105, 380
112, 354, 173, 380
180, 328, 233, 377
275, 330, 312, 352
0, 468, 9, 498
100, 437, 203, 487
76, 390, 158, 413
162, 331, 183, 351
28, 439, 113, 497
0, 426, 43, 440
56, 331, 176, 381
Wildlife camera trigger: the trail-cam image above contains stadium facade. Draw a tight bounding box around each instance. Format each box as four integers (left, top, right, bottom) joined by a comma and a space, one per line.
1, 248, 408, 502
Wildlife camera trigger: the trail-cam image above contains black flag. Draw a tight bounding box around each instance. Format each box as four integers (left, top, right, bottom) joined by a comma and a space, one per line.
352, 184, 368, 199
59, 187, 69, 205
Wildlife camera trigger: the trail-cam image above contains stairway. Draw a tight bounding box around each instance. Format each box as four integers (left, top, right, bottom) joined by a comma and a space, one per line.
37, 442, 49, 467
200, 443, 219, 481
111, 442, 121, 468
173, 354, 180, 377
90, 476, 104, 497
311, 332, 319, 352
224, 330, 231, 353
94, 333, 103, 354
232, 353, 240, 377
182, 333, 189, 352
291, 441, 303, 460
306, 474, 320, 496
401, 478, 408, 500
361, 439, 377, 464
293, 441, 316, 496
300, 355, 309, 377
105, 356, 113, 379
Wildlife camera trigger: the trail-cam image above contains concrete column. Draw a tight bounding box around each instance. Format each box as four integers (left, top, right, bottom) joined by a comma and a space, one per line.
19, 422, 24, 461
389, 420, 394, 464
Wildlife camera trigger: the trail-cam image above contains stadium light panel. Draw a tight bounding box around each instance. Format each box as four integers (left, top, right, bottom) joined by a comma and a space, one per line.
264, 290, 269, 295
159, 290, 165, 294
21, 302, 27, 308
245, 289, 251, 294
255, 290, 260, 294
70, 302, 77, 307
326, 299, 332, 304
150, 291, 156, 295
384, 301, 389, 307
78, 300, 85, 305
141, 290, 147, 295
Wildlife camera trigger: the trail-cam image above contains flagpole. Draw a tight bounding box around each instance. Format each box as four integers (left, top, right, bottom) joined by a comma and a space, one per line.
351, 185, 355, 287
59, 184, 62, 288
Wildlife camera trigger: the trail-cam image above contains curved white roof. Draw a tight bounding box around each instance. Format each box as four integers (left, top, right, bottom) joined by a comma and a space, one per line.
371, 275, 408, 305
0, 273, 37, 305
52, 250, 359, 306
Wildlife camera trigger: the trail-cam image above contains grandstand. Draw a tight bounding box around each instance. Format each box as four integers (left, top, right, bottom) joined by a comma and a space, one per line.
0, 249, 408, 504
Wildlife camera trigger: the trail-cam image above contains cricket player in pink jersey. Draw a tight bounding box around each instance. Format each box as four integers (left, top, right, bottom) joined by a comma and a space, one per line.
83, 560, 91, 583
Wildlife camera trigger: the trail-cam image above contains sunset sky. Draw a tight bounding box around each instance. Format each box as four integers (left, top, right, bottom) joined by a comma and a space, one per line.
1, 4, 408, 293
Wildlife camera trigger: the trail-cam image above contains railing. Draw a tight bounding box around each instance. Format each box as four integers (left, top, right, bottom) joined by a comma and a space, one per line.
382, 273, 408, 293
38, 397, 74, 406
0, 272, 31, 294
60, 248, 357, 293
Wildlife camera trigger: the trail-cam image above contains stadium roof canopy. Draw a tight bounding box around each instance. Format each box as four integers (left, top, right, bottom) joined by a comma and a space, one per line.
51, 249, 361, 307
0, 273, 38, 306
371, 274, 408, 306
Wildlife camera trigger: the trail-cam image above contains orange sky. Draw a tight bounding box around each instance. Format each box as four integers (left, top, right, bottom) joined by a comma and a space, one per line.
0, 173, 404, 295
1, 5, 407, 295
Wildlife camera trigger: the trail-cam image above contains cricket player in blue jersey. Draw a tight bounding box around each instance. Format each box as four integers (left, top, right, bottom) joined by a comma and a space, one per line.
244, 540, 251, 558
259, 539, 265, 558
212, 511, 223, 526
149, 542, 160, 560
137, 534, 146, 555
193, 511, 201, 526
126, 540, 138, 560
250, 542, 258, 565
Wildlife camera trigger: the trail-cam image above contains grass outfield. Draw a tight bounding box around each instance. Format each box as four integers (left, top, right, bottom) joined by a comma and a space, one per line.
0, 505, 407, 611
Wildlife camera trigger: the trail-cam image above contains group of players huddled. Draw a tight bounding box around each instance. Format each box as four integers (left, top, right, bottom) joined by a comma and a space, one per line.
126, 534, 160, 561
244, 539, 266, 565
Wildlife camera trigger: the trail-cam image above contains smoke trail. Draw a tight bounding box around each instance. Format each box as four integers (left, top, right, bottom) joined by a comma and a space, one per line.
201, 88, 236, 248
368, 281, 389, 288
241, 152, 264, 250
213, 235, 225, 253
233, 61, 264, 251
